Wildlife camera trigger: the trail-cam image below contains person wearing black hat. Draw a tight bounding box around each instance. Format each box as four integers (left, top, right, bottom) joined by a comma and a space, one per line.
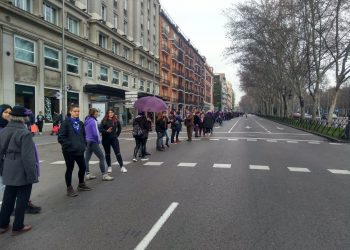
0, 106, 39, 235
0, 105, 41, 215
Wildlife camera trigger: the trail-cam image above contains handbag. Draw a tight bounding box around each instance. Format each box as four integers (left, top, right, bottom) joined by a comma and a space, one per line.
31, 124, 39, 133
132, 124, 144, 137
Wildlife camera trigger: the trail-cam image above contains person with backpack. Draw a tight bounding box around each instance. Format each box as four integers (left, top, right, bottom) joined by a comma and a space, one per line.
100, 109, 127, 173
132, 112, 149, 162
173, 111, 183, 143
84, 108, 114, 181
58, 104, 91, 197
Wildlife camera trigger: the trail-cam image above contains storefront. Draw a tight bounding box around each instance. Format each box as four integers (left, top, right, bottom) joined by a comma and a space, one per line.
44, 88, 60, 123
15, 84, 35, 114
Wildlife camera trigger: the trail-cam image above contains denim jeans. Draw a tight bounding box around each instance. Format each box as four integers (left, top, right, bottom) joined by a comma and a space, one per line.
85, 141, 106, 174
164, 129, 170, 145
156, 132, 164, 149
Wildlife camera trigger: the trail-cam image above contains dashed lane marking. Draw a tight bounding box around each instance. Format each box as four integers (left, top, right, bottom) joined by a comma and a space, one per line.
249, 165, 270, 170
266, 140, 277, 143
50, 161, 66, 165
228, 138, 239, 141
287, 167, 311, 173
213, 164, 231, 169
287, 141, 298, 144
247, 139, 258, 142
329, 143, 342, 145
177, 163, 197, 167
328, 169, 350, 175
228, 118, 240, 133
209, 139, 219, 141
308, 142, 320, 145
112, 161, 131, 166
144, 162, 164, 166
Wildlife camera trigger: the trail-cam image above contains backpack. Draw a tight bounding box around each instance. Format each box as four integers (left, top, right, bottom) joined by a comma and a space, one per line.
132, 123, 144, 137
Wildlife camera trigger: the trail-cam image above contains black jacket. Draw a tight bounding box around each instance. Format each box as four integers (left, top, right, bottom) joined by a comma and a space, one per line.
100, 118, 121, 140
194, 115, 201, 126
155, 118, 167, 132
58, 119, 86, 155
133, 116, 149, 138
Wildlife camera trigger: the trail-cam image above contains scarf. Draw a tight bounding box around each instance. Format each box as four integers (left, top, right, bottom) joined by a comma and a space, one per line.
69, 117, 81, 135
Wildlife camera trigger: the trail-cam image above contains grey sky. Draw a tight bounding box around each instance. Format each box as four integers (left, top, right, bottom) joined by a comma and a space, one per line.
160, 0, 244, 105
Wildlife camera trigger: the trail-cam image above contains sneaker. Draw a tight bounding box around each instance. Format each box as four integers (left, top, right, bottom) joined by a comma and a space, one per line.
141, 157, 149, 161
133, 158, 138, 162
86, 173, 97, 180
107, 167, 112, 173
77, 183, 92, 191
67, 186, 78, 197
102, 174, 114, 181
120, 167, 128, 173
26, 202, 41, 214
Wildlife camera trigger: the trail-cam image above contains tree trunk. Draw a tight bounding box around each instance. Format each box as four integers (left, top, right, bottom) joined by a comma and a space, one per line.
327, 87, 339, 124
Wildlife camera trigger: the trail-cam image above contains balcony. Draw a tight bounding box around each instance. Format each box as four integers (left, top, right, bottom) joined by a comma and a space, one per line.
172, 40, 179, 48
172, 70, 181, 76
172, 53, 179, 62
171, 97, 178, 103
161, 79, 170, 87
161, 63, 170, 71
178, 56, 185, 65
161, 45, 170, 54
162, 28, 169, 38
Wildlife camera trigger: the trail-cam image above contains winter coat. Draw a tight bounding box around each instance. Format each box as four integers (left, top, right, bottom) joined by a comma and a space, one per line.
203, 114, 214, 129
155, 118, 166, 133
194, 115, 201, 126
36, 115, 45, 125
0, 122, 38, 186
58, 118, 86, 155
133, 116, 148, 138
100, 118, 121, 142
174, 115, 183, 132
84, 116, 101, 144
185, 113, 194, 127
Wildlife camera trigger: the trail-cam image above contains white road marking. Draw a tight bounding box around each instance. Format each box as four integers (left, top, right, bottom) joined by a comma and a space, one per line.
228, 138, 239, 141
39, 160, 45, 163
329, 143, 342, 145
50, 161, 66, 165
214, 126, 220, 129
124, 138, 134, 141
308, 141, 320, 144
249, 165, 270, 170
245, 126, 252, 129
247, 139, 257, 142
213, 164, 231, 169
135, 202, 179, 250
266, 140, 277, 143
178, 163, 197, 167
328, 169, 350, 175
112, 161, 131, 166
209, 139, 219, 141
287, 141, 298, 144
192, 138, 201, 141
276, 127, 285, 130
287, 167, 311, 173
144, 162, 164, 166
253, 118, 272, 133
228, 118, 240, 133
89, 161, 99, 165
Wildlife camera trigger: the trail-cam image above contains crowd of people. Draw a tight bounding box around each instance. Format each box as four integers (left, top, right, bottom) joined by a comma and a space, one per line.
0, 102, 238, 235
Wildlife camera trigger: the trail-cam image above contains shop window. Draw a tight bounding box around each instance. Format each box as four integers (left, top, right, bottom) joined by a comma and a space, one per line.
44, 88, 60, 123
67, 92, 79, 108
15, 84, 35, 114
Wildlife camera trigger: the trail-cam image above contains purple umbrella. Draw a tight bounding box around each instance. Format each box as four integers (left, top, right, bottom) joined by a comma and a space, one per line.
133, 96, 167, 112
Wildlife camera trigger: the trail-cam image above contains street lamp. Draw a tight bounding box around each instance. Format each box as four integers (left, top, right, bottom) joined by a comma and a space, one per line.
61, 0, 67, 117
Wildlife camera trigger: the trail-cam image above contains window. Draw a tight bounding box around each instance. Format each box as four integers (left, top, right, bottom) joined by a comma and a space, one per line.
124, 21, 128, 35
44, 46, 59, 69
122, 73, 129, 87
15, 36, 35, 63
132, 77, 137, 89
141, 34, 144, 46
101, 5, 107, 21
140, 56, 145, 67
14, 0, 31, 12
87, 61, 93, 78
67, 54, 79, 74
100, 66, 108, 82
123, 47, 130, 60
139, 80, 144, 91
67, 16, 79, 35
147, 81, 151, 92
147, 19, 150, 30
148, 60, 152, 71
43, 3, 57, 25
113, 14, 118, 29
112, 70, 120, 84
99, 33, 107, 49
112, 41, 120, 55
124, 0, 128, 10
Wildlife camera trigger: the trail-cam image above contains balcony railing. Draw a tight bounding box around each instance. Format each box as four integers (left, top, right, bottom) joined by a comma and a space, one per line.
161, 63, 170, 71
162, 79, 170, 86
171, 98, 178, 103
172, 40, 179, 48
162, 28, 169, 38
161, 45, 170, 54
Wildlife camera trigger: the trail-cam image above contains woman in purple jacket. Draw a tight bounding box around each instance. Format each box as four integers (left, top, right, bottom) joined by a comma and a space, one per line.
84, 108, 114, 181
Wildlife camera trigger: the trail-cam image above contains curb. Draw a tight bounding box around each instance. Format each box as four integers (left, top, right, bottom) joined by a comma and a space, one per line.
267, 118, 348, 143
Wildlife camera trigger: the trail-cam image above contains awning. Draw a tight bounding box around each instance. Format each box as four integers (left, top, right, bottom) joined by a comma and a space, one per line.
84, 84, 126, 99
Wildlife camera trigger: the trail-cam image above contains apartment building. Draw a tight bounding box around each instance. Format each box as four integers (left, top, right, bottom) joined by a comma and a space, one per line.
0, 0, 160, 125
159, 8, 210, 112
214, 73, 231, 111
204, 63, 214, 111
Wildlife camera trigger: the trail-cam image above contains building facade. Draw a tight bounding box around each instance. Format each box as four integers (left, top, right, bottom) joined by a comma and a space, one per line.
204, 63, 214, 111
0, 0, 160, 125
226, 81, 233, 111
159, 9, 210, 112
213, 73, 231, 111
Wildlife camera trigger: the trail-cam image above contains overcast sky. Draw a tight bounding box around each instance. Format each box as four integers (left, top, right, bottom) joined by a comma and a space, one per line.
160, 0, 244, 105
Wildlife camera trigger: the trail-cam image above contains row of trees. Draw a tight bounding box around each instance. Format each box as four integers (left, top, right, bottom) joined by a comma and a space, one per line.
225, 0, 350, 122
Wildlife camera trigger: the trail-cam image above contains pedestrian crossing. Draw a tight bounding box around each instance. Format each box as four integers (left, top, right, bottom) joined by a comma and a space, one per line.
118, 137, 343, 145
43, 160, 350, 176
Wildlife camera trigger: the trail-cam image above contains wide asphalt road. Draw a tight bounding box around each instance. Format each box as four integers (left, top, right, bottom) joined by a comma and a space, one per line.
1, 115, 350, 250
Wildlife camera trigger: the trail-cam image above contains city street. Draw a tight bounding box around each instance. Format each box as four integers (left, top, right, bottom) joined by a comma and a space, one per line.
1, 115, 350, 250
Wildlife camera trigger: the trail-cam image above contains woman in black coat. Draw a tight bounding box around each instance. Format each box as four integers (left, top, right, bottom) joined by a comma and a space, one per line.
100, 109, 126, 173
